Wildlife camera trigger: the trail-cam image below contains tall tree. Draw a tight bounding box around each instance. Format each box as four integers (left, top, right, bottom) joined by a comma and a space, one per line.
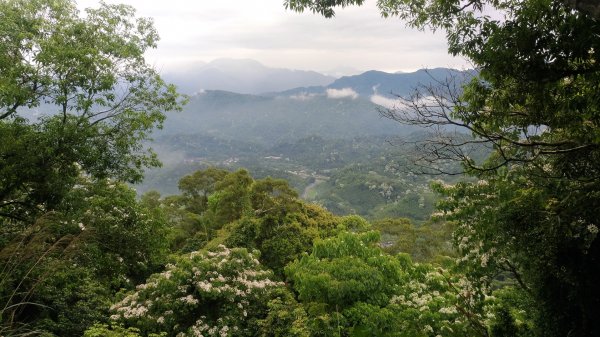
285, 1, 600, 336
0, 0, 185, 225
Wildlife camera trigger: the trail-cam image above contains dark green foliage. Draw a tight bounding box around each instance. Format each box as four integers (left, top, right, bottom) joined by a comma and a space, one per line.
0, 118, 79, 225
224, 203, 338, 275
285, 1, 600, 335
284, 0, 366, 18
30, 265, 112, 336
0, 180, 170, 336
373, 218, 454, 261
84, 323, 164, 337
257, 288, 310, 337
486, 287, 535, 337
178, 168, 229, 214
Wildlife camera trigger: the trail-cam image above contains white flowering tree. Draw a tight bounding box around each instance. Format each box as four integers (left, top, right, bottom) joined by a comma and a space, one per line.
107, 245, 287, 337
61, 178, 170, 287
431, 169, 599, 336
283, 1, 600, 335
0, 178, 170, 336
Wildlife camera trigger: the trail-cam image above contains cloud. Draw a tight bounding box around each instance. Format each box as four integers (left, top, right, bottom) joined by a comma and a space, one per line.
77, 0, 468, 74
370, 94, 401, 108
290, 92, 319, 100
326, 88, 358, 99
151, 144, 186, 168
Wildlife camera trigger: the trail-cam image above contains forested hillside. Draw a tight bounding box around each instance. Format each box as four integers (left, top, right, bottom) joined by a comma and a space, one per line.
139, 133, 470, 222
1, 0, 599, 337
140, 68, 474, 222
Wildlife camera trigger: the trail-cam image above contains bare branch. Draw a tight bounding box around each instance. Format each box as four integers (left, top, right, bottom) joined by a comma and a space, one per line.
378, 69, 599, 177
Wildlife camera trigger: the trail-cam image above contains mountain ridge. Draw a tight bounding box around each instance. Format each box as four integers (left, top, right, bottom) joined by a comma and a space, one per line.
270, 67, 472, 98
163, 58, 336, 95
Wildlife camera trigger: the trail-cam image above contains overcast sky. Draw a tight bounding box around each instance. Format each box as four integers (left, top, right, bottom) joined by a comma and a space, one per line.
77, 0, 469, 75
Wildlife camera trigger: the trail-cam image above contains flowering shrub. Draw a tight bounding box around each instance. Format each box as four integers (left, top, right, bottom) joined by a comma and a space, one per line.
108, 245, 286, 337
431, 167, 600, 336
388, 262, 489, 337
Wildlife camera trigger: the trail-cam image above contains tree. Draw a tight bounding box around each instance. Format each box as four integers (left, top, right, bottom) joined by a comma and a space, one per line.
207, 169, 254, 226
0, 179, 170, 336
285, 231, 486, 336
372, 218, 454, 261
286, 0, 600, 19
0, 0, 185, 225
285, 1, 600, 335
106, 245, 287, 337
221, 175, 340, 274
178, 168, 229, 214
287, 0, 600, 176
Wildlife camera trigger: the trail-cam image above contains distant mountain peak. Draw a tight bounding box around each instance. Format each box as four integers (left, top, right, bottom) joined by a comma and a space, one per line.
164, 58, 335, 95
270, 67, 473, 101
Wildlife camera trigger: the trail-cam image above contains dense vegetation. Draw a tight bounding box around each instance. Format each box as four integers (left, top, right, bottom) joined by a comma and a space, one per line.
139, 133, 462, 222
1, 0, 598, 337
287, 0, 600, 336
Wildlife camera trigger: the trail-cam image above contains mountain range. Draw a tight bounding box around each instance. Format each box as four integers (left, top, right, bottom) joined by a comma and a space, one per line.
271, 67, 470, 99
164, 58, 471, 99
142, 59, 474, 205
157, 59, 473, 145
158, 89, 412, 145
163, 58, 336, 95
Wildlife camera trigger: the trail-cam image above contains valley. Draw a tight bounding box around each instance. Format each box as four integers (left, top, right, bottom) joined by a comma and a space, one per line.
138, 62, 472, 222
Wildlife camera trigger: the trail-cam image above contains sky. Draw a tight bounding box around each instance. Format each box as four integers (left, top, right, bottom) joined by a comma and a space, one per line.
76, 0, 470, 75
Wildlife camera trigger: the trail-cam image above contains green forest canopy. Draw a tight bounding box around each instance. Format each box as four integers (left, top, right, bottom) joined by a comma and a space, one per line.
284, 1, 600, 336
0, 0, 599, 337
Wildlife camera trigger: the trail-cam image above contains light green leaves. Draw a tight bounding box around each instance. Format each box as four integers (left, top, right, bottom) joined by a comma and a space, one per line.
0, 0, 185, 224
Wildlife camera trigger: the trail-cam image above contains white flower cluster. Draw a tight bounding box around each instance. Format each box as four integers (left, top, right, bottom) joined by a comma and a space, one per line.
453, 222, 502, 273
109, 245, 284, 336
179, 294, 199, 305
181, 317, 241, 337
438, 306, 458, 314
110, 292, 149, 319
389, 266, 470, 336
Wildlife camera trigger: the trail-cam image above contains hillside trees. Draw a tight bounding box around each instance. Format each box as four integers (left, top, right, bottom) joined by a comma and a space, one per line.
284, 231, 484, 336
0, 0, 184, 334
58, 165, 501, 337
0, 0, 184, 225
286, 0, 600, 336
0, 180, 170, 336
